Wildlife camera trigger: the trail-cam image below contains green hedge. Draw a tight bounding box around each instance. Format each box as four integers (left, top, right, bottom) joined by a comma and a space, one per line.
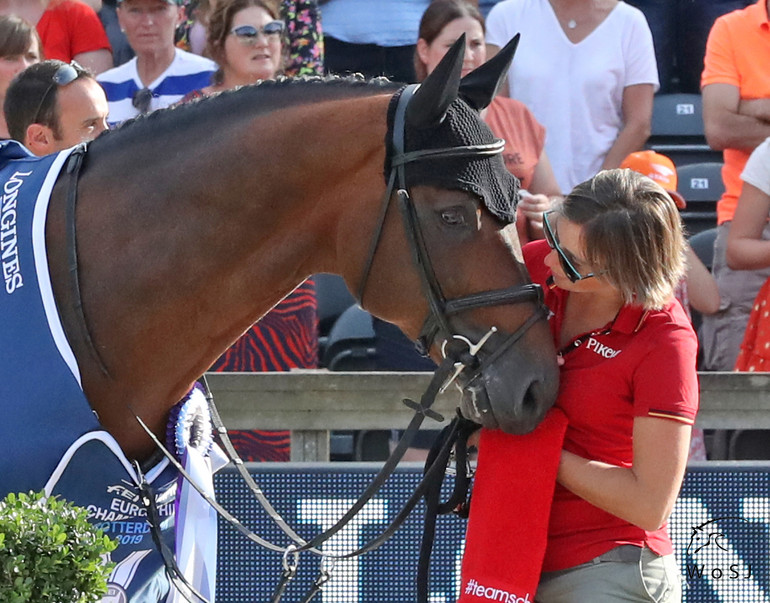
0, 491, 118, 603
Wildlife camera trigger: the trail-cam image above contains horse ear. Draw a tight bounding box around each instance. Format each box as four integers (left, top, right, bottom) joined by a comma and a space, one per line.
459, 33, 520, 111
405, 35, 464, 129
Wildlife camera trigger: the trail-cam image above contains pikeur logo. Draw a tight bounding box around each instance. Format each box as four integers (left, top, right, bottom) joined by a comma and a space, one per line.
586, 337, 620, 359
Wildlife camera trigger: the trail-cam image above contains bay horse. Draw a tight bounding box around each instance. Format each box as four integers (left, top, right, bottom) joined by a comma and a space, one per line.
0, 37, 558, 601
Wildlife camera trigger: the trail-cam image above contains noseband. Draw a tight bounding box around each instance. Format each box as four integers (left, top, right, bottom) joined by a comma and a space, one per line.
357, 84, 547, 386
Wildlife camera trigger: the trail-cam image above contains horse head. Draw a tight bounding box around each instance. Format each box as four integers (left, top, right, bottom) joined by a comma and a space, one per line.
360, 36, 559, 434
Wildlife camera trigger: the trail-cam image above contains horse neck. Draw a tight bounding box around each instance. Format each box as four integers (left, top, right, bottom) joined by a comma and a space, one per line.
75, 92, 391, 442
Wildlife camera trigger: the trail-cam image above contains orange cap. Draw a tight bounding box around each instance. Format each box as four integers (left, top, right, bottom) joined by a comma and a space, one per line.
620, 150, 686, 209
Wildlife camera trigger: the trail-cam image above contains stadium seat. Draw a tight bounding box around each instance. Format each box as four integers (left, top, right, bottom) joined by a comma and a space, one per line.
647, 94, 721, 167
314, 273, 356, 361
321, 304, 377, 371
677, 162, 723, 235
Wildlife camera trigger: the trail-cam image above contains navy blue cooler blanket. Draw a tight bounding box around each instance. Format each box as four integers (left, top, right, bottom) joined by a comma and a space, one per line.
0, 140, 195, 603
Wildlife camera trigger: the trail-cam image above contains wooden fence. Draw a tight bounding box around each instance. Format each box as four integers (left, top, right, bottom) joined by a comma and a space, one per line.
205, 371, 770, 461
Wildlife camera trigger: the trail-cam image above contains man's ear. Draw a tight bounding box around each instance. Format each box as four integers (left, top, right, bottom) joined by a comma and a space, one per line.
24, 123, 56, 157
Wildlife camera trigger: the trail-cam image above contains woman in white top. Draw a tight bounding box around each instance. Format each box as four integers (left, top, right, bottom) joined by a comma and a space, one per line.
485, 0, 659, 193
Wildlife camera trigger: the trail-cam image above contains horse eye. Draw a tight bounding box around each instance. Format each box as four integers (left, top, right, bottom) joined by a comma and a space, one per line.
440, 207, 466, 226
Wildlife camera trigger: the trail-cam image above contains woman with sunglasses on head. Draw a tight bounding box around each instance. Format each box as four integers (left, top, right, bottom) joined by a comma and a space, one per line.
181, 0, 318, 463
522, 168, 698, 602
0, 15, 42, 139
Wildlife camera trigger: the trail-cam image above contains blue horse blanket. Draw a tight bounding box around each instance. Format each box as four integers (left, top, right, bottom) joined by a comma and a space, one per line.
0, 141, 219, 602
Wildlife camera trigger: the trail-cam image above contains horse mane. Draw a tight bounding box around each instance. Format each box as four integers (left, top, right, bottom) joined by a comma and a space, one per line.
92, 75, 403, 150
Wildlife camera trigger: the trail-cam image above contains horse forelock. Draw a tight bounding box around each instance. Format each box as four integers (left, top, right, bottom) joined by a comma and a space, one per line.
93, 75, 402, 147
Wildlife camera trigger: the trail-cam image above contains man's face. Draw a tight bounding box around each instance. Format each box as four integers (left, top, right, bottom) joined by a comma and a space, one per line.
53, 78, 109, 148
117, 0, 181, 56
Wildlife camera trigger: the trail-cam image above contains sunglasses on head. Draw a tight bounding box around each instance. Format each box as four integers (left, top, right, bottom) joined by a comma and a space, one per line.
230, 21, 285, 44
32, 61, 84, 125
542, 210, 598, 283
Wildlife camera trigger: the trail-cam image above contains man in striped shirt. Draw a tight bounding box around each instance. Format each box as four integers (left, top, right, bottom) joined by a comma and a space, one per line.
97, 0, 215, 127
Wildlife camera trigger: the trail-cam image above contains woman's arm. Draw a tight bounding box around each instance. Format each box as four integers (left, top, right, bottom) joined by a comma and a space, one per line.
685, 243, 720, 315
557, 417, 691, 532
600, 83, 654, 170
520, 150, 562, 240
727, 182, 770, 270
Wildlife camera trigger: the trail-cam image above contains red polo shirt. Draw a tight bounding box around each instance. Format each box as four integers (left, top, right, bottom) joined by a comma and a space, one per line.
524, 240, 700, 572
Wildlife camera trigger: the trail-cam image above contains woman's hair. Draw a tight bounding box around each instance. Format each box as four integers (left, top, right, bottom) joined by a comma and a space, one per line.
415, 0, 483, 82
559, 169, 686, 310
206, 0, 283, 86
0, 15, 43, 61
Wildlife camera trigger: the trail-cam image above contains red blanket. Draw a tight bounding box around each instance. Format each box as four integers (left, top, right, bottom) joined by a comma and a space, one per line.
458, 408, 568, 603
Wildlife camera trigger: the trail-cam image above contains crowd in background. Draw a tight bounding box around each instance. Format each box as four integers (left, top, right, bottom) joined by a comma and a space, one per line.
0, 0, 769, 466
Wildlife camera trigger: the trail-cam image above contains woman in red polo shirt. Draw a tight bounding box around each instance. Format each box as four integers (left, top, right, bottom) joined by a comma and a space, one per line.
524, 168, 698, 602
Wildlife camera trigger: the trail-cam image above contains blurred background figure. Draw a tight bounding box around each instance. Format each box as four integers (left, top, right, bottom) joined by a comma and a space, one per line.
0, 0, 113, 74
485, 0, 658, 194
4, 60, 108, 154
321, 0, 427, 82
96, 0, 216, 126
182, 0, 319, 462
0, 15, 42, 139
416, 0, 561, 246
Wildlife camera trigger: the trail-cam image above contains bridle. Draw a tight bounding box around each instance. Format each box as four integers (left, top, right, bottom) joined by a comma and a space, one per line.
357, 84, 547, 392
61, 85, 551, 603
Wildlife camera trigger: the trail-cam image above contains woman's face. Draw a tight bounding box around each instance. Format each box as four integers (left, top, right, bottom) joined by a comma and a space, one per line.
543, 214, 607, 293
0, 36, 40, 98
223, 6, 283, 84
418, 16, 486, 79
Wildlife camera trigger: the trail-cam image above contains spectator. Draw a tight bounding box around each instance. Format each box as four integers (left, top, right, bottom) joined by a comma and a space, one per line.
321, 0, 427, 83
727, 136, 770, 371
0, 15, 42, 139
183, 0, 319, 462
97, 0, 216, 127
176, 0, 324, 77
4, 60, 108, 155
0, 0, 113, 75
524, 169, 697, 602
485, 0, 658, 194
699, 0, 770, 372
416, 0, 561, 245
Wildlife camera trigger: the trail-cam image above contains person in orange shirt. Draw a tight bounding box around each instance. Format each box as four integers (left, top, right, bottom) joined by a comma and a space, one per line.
700, 0, 770, 371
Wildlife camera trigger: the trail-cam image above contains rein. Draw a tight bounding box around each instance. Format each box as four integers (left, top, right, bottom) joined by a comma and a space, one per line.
61, 85, 548, 603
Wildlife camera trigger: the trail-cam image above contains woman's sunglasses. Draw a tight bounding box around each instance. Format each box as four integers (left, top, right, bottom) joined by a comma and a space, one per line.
31, 61, 83, 125
542, 210, 598, 283
230, 21, 285, 45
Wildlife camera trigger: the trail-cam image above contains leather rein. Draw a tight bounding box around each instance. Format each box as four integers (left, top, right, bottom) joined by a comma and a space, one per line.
61, 85, 548, 603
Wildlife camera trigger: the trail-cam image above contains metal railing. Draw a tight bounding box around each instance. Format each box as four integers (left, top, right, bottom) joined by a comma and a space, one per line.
206, 371, 770, 461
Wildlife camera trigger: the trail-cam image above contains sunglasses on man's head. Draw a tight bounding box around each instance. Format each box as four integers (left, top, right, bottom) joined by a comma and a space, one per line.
230, 21, 285, 44
32, 61, 84, 125
542, 210, 598, 283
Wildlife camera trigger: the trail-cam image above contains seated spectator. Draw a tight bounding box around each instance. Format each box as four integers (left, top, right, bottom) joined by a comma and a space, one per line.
183, 0, 319, 462
176, 0, 323, 76
727, 136, 770, 372
4, 60, 108, 154
97, 0, 215, 126
0, 0, 113, 74
321, 0, 427, 83
415, 0, 561, 244
0, 15, 42, 139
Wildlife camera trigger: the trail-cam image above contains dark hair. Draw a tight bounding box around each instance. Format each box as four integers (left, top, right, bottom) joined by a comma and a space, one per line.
0, 14, 42, 63
558, 169, 686, 310
4, 60, 93, 143
415, 0, 484, 81
206, 0, 283, 86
